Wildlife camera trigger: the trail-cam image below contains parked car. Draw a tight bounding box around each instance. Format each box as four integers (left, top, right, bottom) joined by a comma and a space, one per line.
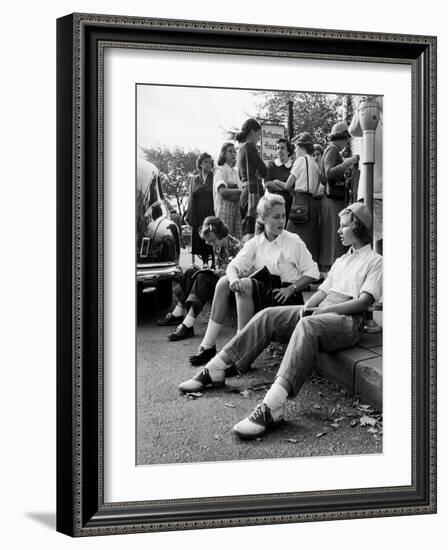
136, 156, 181, 304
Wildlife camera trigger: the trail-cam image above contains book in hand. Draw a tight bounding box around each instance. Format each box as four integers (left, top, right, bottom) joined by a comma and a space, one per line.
248, 266, 281, 289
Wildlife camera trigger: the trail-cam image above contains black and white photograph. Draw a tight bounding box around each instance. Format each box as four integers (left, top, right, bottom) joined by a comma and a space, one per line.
136, 84, 384, 465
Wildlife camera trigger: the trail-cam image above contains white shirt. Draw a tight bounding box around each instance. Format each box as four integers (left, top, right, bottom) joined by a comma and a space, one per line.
319, 244, 382, 302
290, 154, 321, 194
213, 163, 242, 214
228, 230, 319, 283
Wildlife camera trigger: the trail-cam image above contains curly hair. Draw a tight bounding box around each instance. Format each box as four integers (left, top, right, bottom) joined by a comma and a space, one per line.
196, 152, 213, 171
199, 216, 229, 240
277, 137, 294, 156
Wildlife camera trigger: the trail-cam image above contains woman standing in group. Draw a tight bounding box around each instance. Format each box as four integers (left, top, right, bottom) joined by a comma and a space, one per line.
185, 152, 215, 266
213, 142, 243, 240
264, 138, 294, 222
157, 216, 242, 341
285, 132, 321, 262
319, 122, 359, 272
236, 118, 267, 242
187, 193, 319, 367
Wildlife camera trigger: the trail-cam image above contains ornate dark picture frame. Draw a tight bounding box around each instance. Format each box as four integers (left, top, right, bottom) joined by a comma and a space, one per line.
56, 13, 437, 537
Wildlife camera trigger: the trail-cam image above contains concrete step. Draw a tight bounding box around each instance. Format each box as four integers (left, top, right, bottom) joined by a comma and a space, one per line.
315, 332, 382, 410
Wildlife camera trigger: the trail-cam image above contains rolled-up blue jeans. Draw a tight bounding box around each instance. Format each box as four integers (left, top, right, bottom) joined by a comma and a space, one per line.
222, 292, 362, 396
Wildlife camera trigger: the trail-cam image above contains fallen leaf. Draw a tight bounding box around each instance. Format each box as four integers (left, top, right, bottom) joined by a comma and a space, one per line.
316, 432, 327, 438
285, 438, 298, 444
358, 404, 373, 411
331, 407, 336, 416
240, 390, 251, 398
224, 401, 236, 408
367, 427, 378, 434
360, 416, 377, 427
334, 417, 345, 422
330, 423, 340, 430
313, 404, 321, 410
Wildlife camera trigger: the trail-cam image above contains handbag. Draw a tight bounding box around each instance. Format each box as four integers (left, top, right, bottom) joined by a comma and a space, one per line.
289, 156, 310, 223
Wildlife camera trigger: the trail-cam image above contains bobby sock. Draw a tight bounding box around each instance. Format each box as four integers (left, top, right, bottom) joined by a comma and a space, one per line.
200, 320, 222, 350
182, 308, 196, 328
263, 382, 288, 412
206, 355, 227, 382
172, 304, 186, 318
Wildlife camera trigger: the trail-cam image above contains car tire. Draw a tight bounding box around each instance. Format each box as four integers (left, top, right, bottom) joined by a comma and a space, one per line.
156, 279, 173, 307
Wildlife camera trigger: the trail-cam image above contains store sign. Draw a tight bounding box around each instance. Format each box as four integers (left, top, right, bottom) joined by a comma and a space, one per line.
260, 124, 286, 162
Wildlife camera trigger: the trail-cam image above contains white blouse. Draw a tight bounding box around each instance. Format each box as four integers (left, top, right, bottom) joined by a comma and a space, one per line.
319, 244, 382, 302
290, 154, 321, 194
228, 230, 319, 284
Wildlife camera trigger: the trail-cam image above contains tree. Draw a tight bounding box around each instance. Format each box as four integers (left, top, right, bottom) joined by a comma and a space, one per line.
252, 91, 346, 146
140, 145, 200, 218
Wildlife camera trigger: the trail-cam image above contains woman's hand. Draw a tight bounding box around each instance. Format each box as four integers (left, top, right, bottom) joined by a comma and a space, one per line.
300, 305, 318, 319
272, 286, 294, 304
229, 278, 243, 294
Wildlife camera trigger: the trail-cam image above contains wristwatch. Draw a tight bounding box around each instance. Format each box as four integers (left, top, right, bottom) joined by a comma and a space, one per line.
292, 283, 298, 294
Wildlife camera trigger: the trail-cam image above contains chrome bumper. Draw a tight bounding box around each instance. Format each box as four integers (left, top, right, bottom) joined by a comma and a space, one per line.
136, 264, 182, 284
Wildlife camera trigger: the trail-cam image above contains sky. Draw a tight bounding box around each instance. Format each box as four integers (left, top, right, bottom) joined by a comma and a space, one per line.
137, 84, 267, 161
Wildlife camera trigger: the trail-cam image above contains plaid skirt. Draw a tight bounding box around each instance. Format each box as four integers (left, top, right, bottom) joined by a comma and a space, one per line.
217, 199, 243, 240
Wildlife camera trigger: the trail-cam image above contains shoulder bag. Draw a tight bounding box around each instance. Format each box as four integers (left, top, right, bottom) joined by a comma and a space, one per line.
288, 156, 310, 223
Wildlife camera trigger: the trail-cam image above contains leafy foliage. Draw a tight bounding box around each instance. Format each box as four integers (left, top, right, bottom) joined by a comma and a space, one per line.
140, 145, 200, 217
252, 91, 347, 146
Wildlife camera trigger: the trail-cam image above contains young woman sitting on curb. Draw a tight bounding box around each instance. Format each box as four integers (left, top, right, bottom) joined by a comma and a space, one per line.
179, 202, 382, 439
157, 216, 242, 340
187, 193, 320, 367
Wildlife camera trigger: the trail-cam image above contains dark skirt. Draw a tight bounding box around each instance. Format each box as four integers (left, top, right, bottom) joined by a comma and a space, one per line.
318, 194, 347, 269
286, 194, 320, 262
251, 278, 304, 314
191, 225, 213, 259
174, 267, 220, 317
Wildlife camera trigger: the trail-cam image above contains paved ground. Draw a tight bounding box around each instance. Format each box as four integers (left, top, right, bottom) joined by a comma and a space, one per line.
136, 278, 383, 465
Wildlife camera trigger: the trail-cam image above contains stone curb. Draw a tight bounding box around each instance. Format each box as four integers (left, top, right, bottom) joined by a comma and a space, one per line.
315, 332, 383, 410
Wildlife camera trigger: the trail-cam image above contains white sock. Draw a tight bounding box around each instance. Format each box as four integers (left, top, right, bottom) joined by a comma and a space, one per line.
172, 304, 186, 317
182, 308, 196, 328
206, 355, 227, 382
200, 320, 222, 349
263, 383, 288, 411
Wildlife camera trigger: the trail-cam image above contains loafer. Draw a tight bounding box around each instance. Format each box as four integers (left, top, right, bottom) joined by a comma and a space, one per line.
157, 313, 184, 326
189, 345, 216, 366
168, 324, 194, 341
233, 402, 285, 439
179, 367, 225, 393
